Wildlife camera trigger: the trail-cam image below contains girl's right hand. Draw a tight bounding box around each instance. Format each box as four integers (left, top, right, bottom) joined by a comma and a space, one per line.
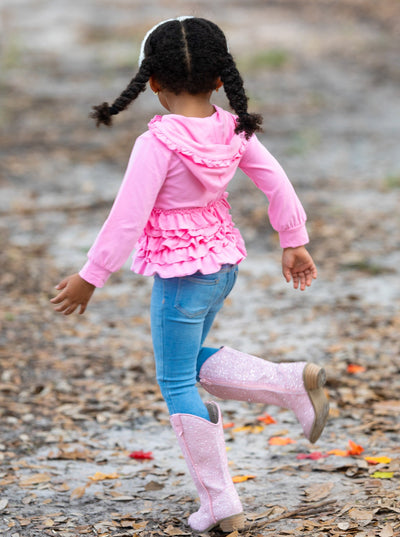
50, 273, 96, 315
282, 246, 317, 291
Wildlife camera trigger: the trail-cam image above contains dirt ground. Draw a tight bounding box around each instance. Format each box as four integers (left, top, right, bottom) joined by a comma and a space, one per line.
1, 1, 400, 536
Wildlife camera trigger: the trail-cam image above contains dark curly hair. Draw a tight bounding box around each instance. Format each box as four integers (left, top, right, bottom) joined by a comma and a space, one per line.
90, 17, 262, 139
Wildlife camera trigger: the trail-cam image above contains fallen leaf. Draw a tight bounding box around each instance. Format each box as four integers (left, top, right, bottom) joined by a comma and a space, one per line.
232, 475, 256, 483
0, 499, 8, 511
223, 422, 235, 429
380, 523, 394, 537
129, 451, 154, 460
70, 485, 87, 499
88, 472, 120, 481
348, 507, 373, 523
269, 437, 295, 446
303, 482, 334, 502
348, 440, 364, 456
364, 456, 391, 465
347, 364, 366, 374
144, 480, 164, 491
327, 449, 349, 457
232, 425, 264, 434
371, 471, 394, 479
296, 452, 329, 460
164, 525, 191, 535
20, 473, 52, 486
257, 414, 277, 425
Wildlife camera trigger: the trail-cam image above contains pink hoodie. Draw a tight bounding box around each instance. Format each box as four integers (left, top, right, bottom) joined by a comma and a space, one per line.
79, 106, 308, 287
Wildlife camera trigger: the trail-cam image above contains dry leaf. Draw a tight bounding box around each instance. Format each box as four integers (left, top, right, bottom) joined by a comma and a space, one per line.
20, 473, 52, 486
380, 524, 394, 537
88, 472, 120, 481
144, 480, 164, 491
348, 508, 373, 524
70, 485, 87, 499
303, 482, 334, 502
164, 525, 191, 535
0, 499, 9, 511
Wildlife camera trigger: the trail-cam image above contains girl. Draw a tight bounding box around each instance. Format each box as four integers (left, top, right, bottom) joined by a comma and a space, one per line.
51, 17, 328, 533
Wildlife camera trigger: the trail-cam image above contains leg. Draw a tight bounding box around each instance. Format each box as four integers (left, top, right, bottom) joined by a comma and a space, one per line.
151, 274, 210, 420
199, 347, 329, 443
170, 402, 244, 533
151, 265, 237, 420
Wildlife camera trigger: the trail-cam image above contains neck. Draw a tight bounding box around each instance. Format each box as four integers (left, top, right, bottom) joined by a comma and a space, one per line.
163, 91, 215, 118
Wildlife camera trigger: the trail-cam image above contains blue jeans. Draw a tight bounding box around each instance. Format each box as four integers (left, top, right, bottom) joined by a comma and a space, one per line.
150, 264, 238, 421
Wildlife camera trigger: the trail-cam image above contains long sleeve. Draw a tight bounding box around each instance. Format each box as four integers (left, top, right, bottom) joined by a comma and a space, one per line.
238, 135, 309, 248
79, 133, 171, 287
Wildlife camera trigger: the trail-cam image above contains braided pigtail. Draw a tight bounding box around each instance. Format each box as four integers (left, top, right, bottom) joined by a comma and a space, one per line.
221, 54, 263, 139
90, 58, 153, 127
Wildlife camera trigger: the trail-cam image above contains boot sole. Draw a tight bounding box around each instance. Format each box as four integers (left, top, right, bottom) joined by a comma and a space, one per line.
303, 364, 329, 443
195, 512, 245, 533
219, 512, 246, 532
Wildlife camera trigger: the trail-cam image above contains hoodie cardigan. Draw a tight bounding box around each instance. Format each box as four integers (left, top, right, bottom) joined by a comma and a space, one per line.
79, 106, 309, 287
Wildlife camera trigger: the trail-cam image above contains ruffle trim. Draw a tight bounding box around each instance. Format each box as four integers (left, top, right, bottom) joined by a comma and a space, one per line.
148, 115, 248, 168
131, 197, 247, 277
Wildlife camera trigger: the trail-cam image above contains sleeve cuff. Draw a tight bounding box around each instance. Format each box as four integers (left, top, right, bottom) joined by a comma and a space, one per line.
279, 224, 309, 249
79, 260, 113, 288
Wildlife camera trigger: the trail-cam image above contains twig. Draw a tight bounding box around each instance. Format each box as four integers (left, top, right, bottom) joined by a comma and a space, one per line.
245, 499, 337, 530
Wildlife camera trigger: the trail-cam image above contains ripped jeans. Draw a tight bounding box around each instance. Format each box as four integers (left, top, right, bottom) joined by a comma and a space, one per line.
150, 264, 238, 420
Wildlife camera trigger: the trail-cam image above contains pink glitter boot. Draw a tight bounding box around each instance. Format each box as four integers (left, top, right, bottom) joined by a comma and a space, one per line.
199, 347, 329, 443
170, 402, 245, 533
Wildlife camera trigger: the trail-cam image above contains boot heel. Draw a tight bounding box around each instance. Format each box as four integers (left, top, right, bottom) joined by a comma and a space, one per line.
303, 363, 326, 390
219, 512, 246, 532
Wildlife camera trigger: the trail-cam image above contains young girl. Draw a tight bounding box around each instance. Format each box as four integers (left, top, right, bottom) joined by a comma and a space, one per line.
51, 17, 328, 533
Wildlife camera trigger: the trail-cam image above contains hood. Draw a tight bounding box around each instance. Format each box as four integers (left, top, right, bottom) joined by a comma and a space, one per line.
148, 106, 249, 192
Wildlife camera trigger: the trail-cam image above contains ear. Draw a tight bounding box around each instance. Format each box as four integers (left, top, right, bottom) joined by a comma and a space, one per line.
149, 76, 161, 94
215, 77, 223, 91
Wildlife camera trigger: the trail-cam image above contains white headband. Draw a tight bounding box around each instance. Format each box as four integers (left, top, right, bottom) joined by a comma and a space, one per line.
138, 16, 194, 67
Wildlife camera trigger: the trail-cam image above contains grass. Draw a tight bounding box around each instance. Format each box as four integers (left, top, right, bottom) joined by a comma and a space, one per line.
384, 174, 400, 189
241, 49, 290, 72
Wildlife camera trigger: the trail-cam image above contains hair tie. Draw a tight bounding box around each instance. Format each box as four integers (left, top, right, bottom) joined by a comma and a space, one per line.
138, 16, 194, 67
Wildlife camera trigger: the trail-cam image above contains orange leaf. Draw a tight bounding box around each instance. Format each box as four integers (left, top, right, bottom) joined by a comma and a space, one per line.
348, 440, 364, 456
347, 364, 366, 374
257, 414, 277, 425
88, 472, 120, 481
223, 422, 235, 429
268, 437, 295, 446
327, 449, 349, 457
232, 475, 256, 483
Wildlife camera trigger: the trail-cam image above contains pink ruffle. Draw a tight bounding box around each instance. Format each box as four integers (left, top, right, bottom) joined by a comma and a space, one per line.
148, 115, 248, 168
131, 197, 247, 277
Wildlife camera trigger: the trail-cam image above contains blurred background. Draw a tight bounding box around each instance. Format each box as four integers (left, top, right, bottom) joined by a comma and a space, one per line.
1, 0, 400, 533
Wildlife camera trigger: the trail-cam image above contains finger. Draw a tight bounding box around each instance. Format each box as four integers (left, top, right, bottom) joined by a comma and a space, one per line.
299, 271, 306, 291
282, 268, 292, 283
79, 303, 87, 315
53, 300, 71, 313
305, 270, 313, 287
50, 291, 68, 304
55, 278, 69, 290
63, 304, 78, 315
292, 273, 299, 289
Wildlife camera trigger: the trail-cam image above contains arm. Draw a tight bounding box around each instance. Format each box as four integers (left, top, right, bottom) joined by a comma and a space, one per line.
239, 135, 309, 248
51, 133, 170, 314
239, 136, 316, 290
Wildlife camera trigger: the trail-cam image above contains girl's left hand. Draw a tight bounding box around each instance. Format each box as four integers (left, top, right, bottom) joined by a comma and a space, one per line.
50, 273, 96, 315
282, 246, 317, 291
